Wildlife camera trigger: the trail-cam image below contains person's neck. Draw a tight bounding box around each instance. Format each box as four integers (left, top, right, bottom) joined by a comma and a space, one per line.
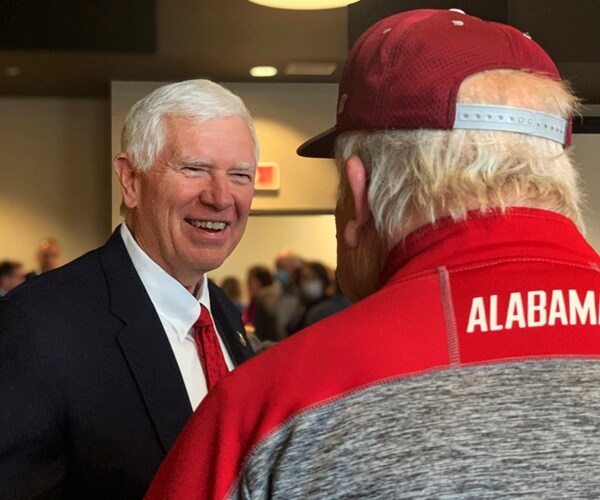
165, 269, 205, 296
125, 220, 204, 295
389, 199, 544, 247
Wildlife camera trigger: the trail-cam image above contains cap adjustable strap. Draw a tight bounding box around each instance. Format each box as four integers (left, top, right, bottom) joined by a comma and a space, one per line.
453, 104, 568, 146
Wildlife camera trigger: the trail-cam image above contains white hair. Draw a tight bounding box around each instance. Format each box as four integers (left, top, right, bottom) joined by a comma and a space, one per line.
335, 70, 582, 246
121, 79, 258, 171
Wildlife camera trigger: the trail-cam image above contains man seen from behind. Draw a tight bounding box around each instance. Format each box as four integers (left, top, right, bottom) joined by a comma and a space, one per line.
148, 10, 600, 499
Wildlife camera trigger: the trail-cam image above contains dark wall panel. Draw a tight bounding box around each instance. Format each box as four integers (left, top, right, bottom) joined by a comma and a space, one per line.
0, 0, 156, 52
348, 0, 600, 63
508, 0, 600, 63
348, 0, 508, 46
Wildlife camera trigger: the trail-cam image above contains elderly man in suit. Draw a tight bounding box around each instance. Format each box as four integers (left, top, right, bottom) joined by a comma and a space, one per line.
0, 79, 256, 498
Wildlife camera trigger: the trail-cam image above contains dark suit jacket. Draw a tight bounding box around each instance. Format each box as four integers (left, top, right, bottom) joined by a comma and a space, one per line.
0, 228, 254, 499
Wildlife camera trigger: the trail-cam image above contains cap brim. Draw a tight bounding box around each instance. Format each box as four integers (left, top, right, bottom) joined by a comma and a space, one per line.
296, 126, 338, 159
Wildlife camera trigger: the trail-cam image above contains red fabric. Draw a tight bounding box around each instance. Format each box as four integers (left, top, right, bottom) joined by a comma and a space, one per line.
146, 208, 600, 499
194, 307, 229, 391
298, 9, 569, 158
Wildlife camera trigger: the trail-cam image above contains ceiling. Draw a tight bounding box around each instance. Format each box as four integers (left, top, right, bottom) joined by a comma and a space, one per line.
1, 0, 599, 105
0, 0, 348, 97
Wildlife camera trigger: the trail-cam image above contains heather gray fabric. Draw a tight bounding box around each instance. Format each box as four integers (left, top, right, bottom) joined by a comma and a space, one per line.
232, 360, 600, 499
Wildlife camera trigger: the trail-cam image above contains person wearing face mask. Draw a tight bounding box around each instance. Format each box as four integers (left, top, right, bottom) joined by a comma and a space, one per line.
287, 261, 340, 335
308, 276, 351, 327
243, 265, 280, 344
273, 249, 302, 338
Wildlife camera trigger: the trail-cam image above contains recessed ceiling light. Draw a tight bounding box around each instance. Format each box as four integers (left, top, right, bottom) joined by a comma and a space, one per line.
250, 66, 278, 77
248, 0, 360, 10
5, 66, 21, 77
284, 62, 338, 76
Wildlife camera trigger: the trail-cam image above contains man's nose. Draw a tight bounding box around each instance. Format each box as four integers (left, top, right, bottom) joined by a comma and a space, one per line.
199, 173, 233, 210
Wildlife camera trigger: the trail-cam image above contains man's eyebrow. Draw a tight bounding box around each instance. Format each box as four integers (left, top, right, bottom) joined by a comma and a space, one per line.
234, 161, 256, 170
171, 154, 211, 166
166, 154, 256, 170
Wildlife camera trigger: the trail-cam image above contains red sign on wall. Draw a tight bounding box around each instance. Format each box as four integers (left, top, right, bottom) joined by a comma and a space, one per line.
255, 162, 280, 191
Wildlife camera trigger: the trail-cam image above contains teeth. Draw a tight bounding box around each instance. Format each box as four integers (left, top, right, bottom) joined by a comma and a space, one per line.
188, 219, 227, 231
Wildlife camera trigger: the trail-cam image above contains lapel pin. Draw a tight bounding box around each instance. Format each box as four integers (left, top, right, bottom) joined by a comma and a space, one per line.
237, 331, 247, 346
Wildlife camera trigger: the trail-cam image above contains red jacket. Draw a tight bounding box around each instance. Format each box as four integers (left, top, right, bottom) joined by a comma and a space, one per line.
147, 208, 600, 499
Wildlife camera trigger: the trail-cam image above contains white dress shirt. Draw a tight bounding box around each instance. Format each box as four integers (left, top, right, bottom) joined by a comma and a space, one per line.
120, 224, 234, 410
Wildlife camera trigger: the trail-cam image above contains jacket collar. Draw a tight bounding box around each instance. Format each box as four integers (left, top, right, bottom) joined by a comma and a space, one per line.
208, 280, 256, 364
381, 208, 595, 287
98, 226, 192, 453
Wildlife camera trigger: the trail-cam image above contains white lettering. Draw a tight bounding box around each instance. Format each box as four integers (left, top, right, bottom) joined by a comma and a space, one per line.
548, 289, 568, 326
467, 290, 600, 333
527, 291, 547, 327
467, 297, 488, 333
489, 295, 503, 331
505, 292, 526, 329
569, 290, 596, 325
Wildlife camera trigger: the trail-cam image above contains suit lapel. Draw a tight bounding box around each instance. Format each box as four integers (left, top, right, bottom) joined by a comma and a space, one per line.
99, 228, 192, 453
209, 280, 255, 365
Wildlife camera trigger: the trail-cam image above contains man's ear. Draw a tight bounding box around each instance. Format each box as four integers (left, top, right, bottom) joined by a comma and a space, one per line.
113, 153, 140, 210
343, 155, 371, 248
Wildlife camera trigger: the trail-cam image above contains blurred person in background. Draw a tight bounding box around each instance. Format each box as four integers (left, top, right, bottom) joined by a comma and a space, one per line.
36, 238, 62, 273
220, 275, 244, 314
24, 238, 62, 279
244, 265, 280, 343
0, 260, 25, 297
273, 249, 302, 337
148, 10, 600, 499
310, 275, 351, 326
287, 261, 345, 334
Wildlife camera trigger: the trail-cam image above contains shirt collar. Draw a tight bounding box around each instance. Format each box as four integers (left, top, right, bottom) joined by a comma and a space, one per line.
120, 223, 211, 342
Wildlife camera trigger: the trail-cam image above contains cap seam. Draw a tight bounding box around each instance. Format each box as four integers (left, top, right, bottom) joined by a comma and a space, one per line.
374, 15, 428, 128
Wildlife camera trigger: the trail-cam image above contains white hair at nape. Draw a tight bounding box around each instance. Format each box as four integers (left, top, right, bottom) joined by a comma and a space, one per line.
335, 70, 583, 246
121, 79, 258, 172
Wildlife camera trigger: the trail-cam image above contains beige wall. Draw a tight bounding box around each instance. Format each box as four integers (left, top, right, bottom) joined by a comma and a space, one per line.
226, 83, 339, 213
574, 134, 600, 248
0, 98, 111, 272
209, 214, 337, 289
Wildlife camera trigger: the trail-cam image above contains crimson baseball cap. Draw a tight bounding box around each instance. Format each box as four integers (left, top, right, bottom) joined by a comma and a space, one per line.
297, 8, 570, 158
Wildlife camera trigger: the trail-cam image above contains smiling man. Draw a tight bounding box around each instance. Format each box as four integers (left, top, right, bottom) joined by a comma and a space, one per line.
0, 80, 256, 499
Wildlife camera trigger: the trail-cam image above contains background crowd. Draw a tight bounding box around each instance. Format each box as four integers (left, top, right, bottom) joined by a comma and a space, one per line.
1, 239, 348, 343
0, 238, 61, 296
221, 249, 350, 350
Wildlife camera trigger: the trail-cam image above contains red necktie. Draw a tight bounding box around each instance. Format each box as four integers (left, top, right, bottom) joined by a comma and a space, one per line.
193, 306, 229, 390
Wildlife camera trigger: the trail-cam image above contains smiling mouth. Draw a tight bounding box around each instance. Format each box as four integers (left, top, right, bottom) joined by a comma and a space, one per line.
185, 218, 228, 232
